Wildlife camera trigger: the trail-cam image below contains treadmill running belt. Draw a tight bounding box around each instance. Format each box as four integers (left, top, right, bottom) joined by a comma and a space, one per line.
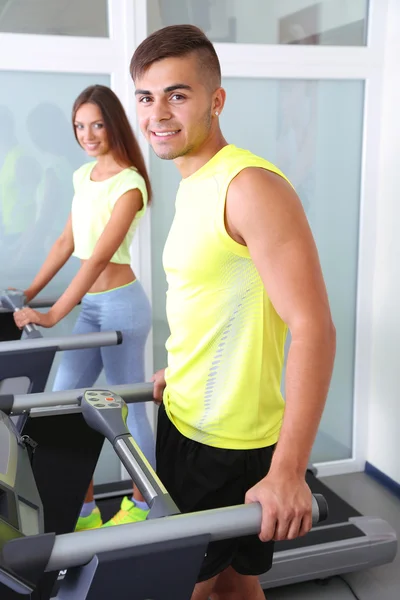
305, 471, 361, 526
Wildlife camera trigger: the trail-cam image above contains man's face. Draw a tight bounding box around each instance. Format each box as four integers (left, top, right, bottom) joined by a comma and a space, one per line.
135, 54, 216, 160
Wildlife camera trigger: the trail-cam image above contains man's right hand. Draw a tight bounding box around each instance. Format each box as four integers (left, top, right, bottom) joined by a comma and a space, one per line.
151, 368, 166, 404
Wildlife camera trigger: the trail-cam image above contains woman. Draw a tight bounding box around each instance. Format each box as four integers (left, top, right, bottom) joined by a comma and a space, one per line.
14, 84, 154, 530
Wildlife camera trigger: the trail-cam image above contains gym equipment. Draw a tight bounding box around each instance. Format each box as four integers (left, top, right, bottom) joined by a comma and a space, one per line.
0, 290, 59, 342
0, 330, 122, 354
0, 292, 56, 312
0, 289, 122, 397
0, 384, 397, 595
0, 410, 44, 597
0, 289, 125, 597
0, 387, 326, 599
0, 288, 41, 338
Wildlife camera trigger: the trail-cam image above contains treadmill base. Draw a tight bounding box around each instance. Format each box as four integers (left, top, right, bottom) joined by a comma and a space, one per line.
260, 516, 397, 589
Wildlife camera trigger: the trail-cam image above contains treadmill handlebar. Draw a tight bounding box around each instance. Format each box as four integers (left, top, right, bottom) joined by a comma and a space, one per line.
0, 289, 40, 338
0, 289, 58, 312
0, 330, 122, 355
39, 495, 327, 572
0, 289, 26, 312
29, 296, 60, 310
314, 491, 329, 522
5, 382, 154, 415
81, 390, 180, 517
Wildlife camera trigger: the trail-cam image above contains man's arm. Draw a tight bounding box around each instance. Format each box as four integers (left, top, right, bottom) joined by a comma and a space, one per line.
226, 167, 336, 542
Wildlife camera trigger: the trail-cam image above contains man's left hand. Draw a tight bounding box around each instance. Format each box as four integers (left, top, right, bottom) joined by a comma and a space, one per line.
13, 308, 56, 329
245, 471, 313, 542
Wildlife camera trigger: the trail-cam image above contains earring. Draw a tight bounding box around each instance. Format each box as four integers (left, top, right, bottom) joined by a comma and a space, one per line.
215, 111, 219, 116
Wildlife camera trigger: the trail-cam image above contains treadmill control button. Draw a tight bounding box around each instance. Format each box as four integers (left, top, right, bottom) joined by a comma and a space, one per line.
94, 403, 106, 408
105, 397, 114, 402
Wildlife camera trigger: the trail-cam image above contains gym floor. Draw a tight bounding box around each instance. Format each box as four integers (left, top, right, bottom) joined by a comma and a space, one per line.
267, 473, 400, 600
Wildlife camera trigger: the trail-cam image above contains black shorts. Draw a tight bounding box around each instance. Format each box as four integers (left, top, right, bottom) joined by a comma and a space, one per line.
156, 404, 275, 582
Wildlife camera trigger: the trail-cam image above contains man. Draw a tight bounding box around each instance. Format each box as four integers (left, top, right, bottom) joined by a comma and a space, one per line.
131, 25, 336, 600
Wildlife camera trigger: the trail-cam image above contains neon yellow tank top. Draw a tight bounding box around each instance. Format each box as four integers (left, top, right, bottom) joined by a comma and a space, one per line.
71, 162, 147, 264
163, 144, 290, 450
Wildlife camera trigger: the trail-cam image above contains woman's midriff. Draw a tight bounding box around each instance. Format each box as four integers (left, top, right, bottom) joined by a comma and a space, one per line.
83, 261, 136, 293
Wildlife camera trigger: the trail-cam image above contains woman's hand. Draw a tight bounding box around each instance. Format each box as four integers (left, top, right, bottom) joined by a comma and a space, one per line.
13, 307, 57, 329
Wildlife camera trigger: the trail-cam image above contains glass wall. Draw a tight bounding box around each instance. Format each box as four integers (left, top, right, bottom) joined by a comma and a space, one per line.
0, 70, 109, 297
148, 0, 369, 46
0, 0, 109, 37
150, 78, 364, 463
0, 69, 118, 484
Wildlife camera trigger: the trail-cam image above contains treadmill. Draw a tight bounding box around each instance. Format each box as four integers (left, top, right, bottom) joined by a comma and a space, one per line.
0, 383, 397, 593
0, 388, 325, 599
0, 288, 122, 398
261, 469, 397, 588
98, 466, 397, 589
0, 291, 59, 342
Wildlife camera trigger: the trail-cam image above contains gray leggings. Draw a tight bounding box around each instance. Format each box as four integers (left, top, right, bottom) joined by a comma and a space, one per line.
53, 280, 155, 468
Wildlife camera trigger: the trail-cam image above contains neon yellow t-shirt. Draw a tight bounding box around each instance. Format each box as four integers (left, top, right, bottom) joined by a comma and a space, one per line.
163, 144, 290, 450
71, 162, 147, 264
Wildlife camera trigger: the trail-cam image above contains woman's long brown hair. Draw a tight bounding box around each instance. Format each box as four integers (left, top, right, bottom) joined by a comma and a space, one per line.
72, 84, 152, 202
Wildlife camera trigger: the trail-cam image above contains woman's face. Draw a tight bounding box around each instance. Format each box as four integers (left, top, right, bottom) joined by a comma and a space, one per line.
74, 102, 110, 157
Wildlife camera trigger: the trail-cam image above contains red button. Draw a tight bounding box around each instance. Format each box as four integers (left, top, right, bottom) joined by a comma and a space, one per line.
105, 397, 114, 401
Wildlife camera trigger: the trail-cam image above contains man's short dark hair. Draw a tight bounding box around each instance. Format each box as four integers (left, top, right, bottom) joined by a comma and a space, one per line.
130, 24, 221, 91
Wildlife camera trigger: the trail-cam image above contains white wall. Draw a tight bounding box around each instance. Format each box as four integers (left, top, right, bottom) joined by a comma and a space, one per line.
367, 0, 400, 484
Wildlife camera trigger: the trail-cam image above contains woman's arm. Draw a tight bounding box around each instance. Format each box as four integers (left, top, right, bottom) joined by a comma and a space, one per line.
15, 189, 143, 329
25, 216, 75, 302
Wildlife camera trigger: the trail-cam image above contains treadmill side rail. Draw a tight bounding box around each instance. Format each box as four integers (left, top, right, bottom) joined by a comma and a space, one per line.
260, 516, 397, 589
8, 382, 154, 415
0, 331, 121, 355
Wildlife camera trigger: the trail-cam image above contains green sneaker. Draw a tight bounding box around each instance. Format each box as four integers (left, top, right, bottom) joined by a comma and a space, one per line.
75, 506, 102, 532
102, 496, 149, 527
